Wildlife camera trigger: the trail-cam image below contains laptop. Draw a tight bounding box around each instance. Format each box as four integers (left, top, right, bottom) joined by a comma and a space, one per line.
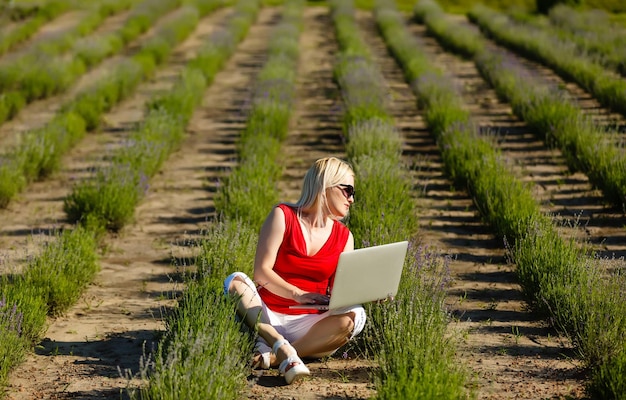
290, 241, 409, 311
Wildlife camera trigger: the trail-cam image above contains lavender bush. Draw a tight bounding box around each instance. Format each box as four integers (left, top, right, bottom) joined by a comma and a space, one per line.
0, 298, 26, 389
332, 1, 469, 397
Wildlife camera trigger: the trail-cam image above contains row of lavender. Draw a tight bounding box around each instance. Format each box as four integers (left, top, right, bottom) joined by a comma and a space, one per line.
130, 2, 303, 397
330, 0, 470, 397
0, 0, 229, 394
0, 0, 184, 134
0, 0, 73, 57
0, 0, 189, 208
414, 1, 625, 398
508, 4, 626, 77
132, 0, 473, 397
469, 5, 626, 129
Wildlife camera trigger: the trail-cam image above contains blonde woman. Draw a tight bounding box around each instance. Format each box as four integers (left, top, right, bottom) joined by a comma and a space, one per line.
224, 157, 366, 384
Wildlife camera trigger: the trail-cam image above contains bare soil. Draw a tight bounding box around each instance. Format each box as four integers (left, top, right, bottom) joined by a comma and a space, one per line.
2, 5, 625, 400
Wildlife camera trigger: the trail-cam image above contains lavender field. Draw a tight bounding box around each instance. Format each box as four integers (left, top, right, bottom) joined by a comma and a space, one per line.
1, 1, 625, 399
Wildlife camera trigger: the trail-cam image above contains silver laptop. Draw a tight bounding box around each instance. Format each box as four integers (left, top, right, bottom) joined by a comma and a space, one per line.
290, 241, 408, 311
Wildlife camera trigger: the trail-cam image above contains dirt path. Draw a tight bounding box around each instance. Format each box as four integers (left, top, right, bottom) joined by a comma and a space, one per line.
3, 6, 274, 399
276, 7, 346, 205
443, 16, 626, 261
357, 11, 588, 399
247, 7, 376, 400
3, 5, 626, 400
0, 5, 223, 272
1, 9, 86, 63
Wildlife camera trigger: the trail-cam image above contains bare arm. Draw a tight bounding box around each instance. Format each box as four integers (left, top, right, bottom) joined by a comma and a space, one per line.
253, 207, 336, 305
343, 231, 354, 252
253, 207, 307, 301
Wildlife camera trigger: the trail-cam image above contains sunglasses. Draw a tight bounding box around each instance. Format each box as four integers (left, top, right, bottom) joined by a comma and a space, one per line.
337, 184, 355, 199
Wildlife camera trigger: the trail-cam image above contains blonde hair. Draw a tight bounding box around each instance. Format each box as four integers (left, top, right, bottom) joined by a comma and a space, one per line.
289, 157, 354, 226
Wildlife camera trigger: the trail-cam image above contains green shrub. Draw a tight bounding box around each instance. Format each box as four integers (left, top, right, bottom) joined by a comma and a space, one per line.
349, 156, 417, 245
589, 344, 626, 400
0, 304, 28, 388
345, 118, 402, 161
119, 0, 180, 43
0, 91, 25, 124
64, 165, 144, 231
370, 244, 466, 399
537, 0, 582, 14
0, 285, 46, 392
195, 218, 258, 279
586, 0, 626, 12
65, 59, 143, 130
139, 279, 252, 400
0, 223, 101, 390
0, 281, 47, 345
147, 69, 206, 120
18, 112, 87, 181
215, 155, 281, 230
0, 159, 26, 208
21, 226, 99, 316
114, 111, 186, 177
74, 34, 124, 68
138, 220, 257, 400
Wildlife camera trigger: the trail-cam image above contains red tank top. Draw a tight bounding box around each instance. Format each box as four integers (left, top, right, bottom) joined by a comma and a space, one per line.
258, 203, 350, 314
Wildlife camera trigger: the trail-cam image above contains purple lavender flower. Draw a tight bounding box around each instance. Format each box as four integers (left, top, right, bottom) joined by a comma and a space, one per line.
0, 297, 24, 336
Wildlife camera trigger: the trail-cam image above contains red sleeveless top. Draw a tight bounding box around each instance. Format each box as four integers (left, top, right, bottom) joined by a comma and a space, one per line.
258, 203, 350, 314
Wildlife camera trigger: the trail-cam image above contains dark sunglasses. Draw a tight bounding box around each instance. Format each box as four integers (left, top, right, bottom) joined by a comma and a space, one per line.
337, 184, 355, 199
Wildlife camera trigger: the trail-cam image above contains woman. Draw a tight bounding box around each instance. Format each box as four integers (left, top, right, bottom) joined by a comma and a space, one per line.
223, 157, 366, 385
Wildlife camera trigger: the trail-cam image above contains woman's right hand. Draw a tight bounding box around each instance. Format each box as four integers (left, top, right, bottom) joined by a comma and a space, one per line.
295, 292, 330, 305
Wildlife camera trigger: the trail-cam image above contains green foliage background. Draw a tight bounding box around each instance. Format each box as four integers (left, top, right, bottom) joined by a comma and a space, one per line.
579, 0, 625, 12
284, 0, 626, 14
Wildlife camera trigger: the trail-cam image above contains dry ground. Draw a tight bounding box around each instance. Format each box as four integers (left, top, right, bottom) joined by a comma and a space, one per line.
2, 4, 625, 399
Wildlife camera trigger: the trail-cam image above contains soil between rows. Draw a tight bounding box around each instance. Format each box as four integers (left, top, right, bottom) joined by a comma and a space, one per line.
1, 5, 624, 399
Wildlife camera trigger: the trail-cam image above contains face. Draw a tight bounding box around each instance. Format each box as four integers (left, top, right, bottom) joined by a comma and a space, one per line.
326, 175, 355, 219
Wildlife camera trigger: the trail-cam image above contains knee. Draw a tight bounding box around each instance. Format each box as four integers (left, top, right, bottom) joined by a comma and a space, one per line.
228, 278, 245, 296
339, 313, 355, 337
224, 272, 253, 296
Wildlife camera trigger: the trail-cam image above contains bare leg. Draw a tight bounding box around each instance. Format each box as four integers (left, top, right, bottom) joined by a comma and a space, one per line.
227, 277, 301, 368
291, 312, 355, 359
228, 279, 280, 340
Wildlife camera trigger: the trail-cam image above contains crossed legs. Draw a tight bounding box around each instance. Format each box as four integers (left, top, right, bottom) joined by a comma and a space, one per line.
226, 275, 355, 367
292, 312, 355, 359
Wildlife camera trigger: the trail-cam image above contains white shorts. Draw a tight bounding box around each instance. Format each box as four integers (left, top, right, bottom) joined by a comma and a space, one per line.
224, 272, 366, 345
